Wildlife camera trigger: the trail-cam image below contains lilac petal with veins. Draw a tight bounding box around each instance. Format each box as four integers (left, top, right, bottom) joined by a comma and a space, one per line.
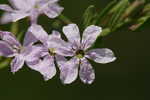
29, 24, 49, 43
0, 4, 13, 12
43, 3, 64, 18
11, 55, 24, 73
27, 55, 56, 81
63, 24, 81, 45
79, 58, 95, 84
0, 41, 14, 57
59, 57, 79, 84
82, 25, 102, 50
86, 48, 116, 64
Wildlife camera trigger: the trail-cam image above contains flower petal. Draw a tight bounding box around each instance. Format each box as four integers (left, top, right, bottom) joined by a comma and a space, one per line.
86, 48, 116, 64
63, 24, 81, 44
43, 3, 63, 18
55, 54, 67, 68
11, 55, 24, 73
27, 55, 56, 81
29, 9, 39, 24
59, 57, 79, 84
38, 0, 59, 6
82, 25, 102, 50
79, 58, 95, 84
11, 11, 29, 22
23, 31, 38, 46
51, 30, 61, 38
28, 24, 49, 44
0, 41, 14, 57
47, 36, 74, 56
0, 31, 21, 47
48, 30, 74, 56
22, 45, 45, 62
0, 4, 13, 12
9, 0, 35, 11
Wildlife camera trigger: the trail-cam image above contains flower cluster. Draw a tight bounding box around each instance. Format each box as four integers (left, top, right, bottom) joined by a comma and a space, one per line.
0, 0, 116, 84
0, 0, 63, 24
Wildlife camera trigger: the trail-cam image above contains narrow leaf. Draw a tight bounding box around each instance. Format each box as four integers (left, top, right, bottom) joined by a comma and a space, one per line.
96, 0, 117, 25
122, 0, 145, 18
58, 14, 72, 24
130, 12, 150, 31
10, 22, 19, 35
0, 59, 10, 69
82, 5, 97, 28
143, 3, 150, 13
108, 0, 129, 29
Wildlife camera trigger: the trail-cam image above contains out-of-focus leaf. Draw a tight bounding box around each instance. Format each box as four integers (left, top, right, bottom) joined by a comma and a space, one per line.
100, 18, 131, 37
82, 5, 97, 28
100, 28, 111, 37
113, 18, 131, 31
109, 0, 129, 14
10, 22, 19, 35
96, 0, 117, 25
108, 0, 129, 29
143, 3, 150, 13
51, 19, 62, 29
17, 31, 25, 42
130, 12, 150, 31
58, 14, 72, 24
0, 58, 10, 69
121, 0, 145, 18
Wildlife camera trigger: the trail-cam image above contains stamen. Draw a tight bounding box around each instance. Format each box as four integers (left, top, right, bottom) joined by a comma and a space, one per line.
48, 48, 56, 56
76, 49, 85, 58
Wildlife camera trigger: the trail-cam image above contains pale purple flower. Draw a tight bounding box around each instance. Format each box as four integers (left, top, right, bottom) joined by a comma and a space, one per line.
59, 24, 116, 84
0, 30, 42, 74
0, 0, 64, 24
27, 24, 72, 80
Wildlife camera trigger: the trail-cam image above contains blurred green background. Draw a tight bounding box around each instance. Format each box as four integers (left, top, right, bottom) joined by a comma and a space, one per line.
0, 0, 150, 100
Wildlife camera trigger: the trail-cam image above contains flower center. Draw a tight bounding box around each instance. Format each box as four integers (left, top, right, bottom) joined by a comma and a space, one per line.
49, 48, 56, 56
13, 46, 23, 54
76, 49, 85, 58
34, 4, 40, 9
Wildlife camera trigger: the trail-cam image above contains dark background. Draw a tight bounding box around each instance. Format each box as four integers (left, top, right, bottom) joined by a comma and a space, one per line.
0, 0, 150, 100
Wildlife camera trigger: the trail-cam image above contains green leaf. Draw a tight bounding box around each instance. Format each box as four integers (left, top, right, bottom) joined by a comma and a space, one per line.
96, 0, 118, 25
108, 0, 129, 30
121, 0, 145, 18
0, 59, 10, 69
130, 12, 150, 31
58, 14, 72, 24
113, 18, 131, 31
143, 3, 150, 13
17, 31, 25, 42
10, 22, 19, 35
51, 19, 63, 29
82, 5, 97, 28
108, 0, 128, 14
